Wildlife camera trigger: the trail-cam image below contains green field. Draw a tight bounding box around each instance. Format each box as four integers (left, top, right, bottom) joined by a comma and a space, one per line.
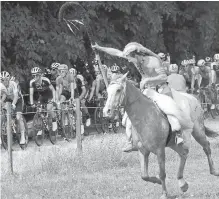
1, 121, 219, 199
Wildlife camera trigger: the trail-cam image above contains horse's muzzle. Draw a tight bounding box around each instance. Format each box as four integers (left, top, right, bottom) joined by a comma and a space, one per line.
103, 107, 114, 118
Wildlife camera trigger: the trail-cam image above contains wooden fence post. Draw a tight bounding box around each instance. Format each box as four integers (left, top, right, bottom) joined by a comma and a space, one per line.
6, 102, 13, 174
75, 98, 82, 153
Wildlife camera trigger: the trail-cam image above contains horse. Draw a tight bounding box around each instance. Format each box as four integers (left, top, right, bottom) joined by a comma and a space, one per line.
103, 73, 219, 199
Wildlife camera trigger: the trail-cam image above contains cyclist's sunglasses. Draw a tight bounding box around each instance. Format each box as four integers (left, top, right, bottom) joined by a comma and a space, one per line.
60, 70, 67, 74
51, 68, 57, 71
32, 74, 40, 78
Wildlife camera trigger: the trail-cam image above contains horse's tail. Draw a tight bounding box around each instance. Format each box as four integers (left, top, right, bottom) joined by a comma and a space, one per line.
204, 126, 219, 138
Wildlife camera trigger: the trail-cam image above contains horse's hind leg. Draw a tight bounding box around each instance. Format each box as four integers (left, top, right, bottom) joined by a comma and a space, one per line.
192, 120, 219, 176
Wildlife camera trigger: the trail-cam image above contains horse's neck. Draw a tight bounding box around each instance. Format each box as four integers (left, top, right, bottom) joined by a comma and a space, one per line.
125, 81, 152, 115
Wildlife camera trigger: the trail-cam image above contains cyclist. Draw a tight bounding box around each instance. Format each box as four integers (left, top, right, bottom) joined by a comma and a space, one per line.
56, 64, 74, 104
47, 63, 60, 89
158, 52, 170, 75
69, 68, 91, 126
1, 71, 26, 145
29, 67, 57, 133
167, 64, 187, 92
110, 63, 121, 81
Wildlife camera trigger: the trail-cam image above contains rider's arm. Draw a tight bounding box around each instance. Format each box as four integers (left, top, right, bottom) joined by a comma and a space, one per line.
95, 78, 100, 97
92, 43, 126, 59
11, 82, 19, 106
29, 80, 34, 105
49, 84, 56, 102
88, 80, 96, 101
145, 67, 167, 85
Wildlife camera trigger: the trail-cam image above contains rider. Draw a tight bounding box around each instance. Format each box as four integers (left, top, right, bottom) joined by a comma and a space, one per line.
29, 67, 57, 133
1, 71, 26, 144
69, 67, 91, 127
47, 63, 60, 89
167, 64, 187, 92
92, 42, 193, 151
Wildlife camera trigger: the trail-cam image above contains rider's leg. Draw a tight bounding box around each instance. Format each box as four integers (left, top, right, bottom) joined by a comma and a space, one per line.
15, 98, 26, 144
80, 99, 91, 126
47, 101, 57, 132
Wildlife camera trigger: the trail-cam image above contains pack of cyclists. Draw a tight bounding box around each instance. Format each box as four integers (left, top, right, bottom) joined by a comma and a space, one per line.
1, 52, 219, 148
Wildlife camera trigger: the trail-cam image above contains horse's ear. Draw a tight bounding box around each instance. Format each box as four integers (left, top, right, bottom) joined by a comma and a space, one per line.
120, 72, 129, 83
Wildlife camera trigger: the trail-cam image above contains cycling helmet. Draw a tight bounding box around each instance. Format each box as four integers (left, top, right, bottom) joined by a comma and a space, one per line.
31, 67, 42, 74
10, 76, 15, 81
213, 54, 219, 61
0, 71, 10, 80
197, 59, 205, 67
205, 57, 212, 62
51, 62, 60, 69
158, 52, 165, 59
111, 64, 120, 73
69, 68, 77, 76
169, 64, 178, 73
58, 64, 68, 70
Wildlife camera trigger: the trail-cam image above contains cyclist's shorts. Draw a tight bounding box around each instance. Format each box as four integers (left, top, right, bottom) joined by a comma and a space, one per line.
38, 94, 53, 105
5, 97, 23, 113
61, 90, 71, 100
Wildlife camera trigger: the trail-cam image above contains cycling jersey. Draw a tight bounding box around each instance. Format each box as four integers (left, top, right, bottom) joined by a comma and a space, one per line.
30, 77, 53, 103
44, 73, 58, 89
74, 78, 84, 98
56, 73, 74, 92
4, 80, 21, 101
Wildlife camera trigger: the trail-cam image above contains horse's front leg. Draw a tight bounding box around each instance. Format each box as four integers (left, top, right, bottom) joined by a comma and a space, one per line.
139, 150, 161, 185
157, 149, 168, 199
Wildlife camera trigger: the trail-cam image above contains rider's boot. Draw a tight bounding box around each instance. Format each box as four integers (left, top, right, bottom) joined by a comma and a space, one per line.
175, 130, 184, 145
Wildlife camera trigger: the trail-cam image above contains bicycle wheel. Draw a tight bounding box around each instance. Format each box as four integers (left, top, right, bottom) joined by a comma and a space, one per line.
1, 113, 8, 150
47, 117, 58, 145
33, 113, 45, 146
94, 107, 103, 134
16, 115, 29, 150
61, 110, 75, 140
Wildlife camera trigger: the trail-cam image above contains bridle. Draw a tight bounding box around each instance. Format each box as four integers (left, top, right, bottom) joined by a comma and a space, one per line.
109, 80, 142, 110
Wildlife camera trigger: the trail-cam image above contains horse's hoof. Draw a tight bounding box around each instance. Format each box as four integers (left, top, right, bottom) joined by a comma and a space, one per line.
180, 181, 189, 192
160, 193, 168, 199
210, 170, 219, 176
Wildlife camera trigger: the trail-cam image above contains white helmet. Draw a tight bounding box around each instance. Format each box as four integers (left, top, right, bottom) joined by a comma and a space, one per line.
31, 67, 42, 74
197, 59, 205, 67
169, 64, 178, 73
51, 62, 60, 69
0, 71, 11, 80
111, 64, 120, 73
205, 57, 212, 62
158, 52, 165, 59
69, 68, 77, 75
213, 54, 219, 61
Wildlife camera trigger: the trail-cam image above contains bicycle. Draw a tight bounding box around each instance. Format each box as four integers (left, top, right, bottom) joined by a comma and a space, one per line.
32, 101, 58, 146
1, 106, 28, 150
59, 100, 76, 141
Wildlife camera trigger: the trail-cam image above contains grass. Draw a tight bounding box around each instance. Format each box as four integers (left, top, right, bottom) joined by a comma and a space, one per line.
1, 130, 219, 199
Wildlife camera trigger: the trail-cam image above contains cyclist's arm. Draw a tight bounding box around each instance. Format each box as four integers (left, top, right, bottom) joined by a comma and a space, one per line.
49, 84, 56, 102
56, 77, 62, 101
70, 82, 75, 99
79, 86, 86, 100
11, 82, 19, 106
29, 80, 34, 105
95, 78, 100, 97
88, 80, 96, 101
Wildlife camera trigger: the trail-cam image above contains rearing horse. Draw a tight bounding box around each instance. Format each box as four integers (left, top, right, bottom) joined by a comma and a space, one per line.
103, 73, 219, 199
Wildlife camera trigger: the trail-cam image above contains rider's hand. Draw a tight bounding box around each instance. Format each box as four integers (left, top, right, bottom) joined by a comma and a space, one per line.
91, 42, 100, 50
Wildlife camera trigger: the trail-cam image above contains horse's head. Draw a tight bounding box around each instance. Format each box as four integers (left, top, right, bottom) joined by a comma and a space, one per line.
103, 73, 128, 118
